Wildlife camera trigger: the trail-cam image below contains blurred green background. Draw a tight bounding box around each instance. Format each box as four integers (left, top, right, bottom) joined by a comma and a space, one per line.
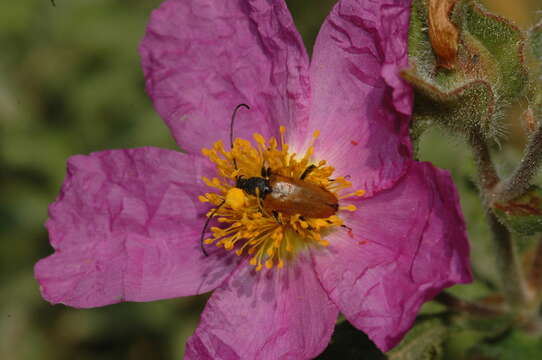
1, 0, 541, 359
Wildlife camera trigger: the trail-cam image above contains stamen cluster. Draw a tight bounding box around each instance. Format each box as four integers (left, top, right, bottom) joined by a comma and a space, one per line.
199, 127, 365, 270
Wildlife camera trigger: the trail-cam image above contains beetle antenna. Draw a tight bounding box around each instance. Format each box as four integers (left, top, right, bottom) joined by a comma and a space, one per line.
230, 104, 250, 171
200, 200, 226, 256
230, 103, 250, 149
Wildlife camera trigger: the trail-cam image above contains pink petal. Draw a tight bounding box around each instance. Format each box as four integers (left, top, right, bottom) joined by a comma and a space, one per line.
185, 255, 339, 360
140, 0, 311, 154
312, 162, 471, 351
35, 147, 240, 308
297, 0, 413, 197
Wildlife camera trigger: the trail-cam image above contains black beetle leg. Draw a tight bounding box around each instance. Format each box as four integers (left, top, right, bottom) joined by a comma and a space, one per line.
272, 211, 282, 224
300, 164, 317, 180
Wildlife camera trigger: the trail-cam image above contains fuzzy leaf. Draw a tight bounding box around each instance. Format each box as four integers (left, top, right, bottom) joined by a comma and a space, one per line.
387, 318, 447, 360
493, 186, 542, 235
530, 20, 542, 59
527, 20, 542, 124
459, 1, 528, 103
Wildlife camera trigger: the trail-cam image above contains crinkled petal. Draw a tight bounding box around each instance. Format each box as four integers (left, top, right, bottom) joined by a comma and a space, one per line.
35, 147, 240, 308
140, 0, 311, 154
312, 162, 471, 351
297, 0, 413, 197
185, 255, 339, 360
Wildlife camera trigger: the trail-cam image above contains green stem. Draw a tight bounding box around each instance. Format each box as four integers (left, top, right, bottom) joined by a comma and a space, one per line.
528, 236, 542, 294
469, 132, 499, 198
434, 292, 505, 316
495, 121, 542, 202
470, 133, 530, 308
487, 212, 529, 308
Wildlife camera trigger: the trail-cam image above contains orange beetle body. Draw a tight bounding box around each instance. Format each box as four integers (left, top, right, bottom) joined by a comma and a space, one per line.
261, 175, 338, 219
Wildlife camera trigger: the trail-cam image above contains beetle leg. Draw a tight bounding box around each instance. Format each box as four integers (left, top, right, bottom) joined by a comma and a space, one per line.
261, 166, 271, 178
255, 187, 271, 216
300, 164, 317, 180
299, 215, 313, 230
272, 211, 282, 224
255, 187, 263, 211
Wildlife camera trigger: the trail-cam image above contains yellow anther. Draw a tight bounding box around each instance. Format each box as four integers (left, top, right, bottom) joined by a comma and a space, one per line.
312, 130, 320, 138
225, 188, 245, 210
340, 189, 366, 199
265, 259, 274, 269
253, 133, 266, 145
341, 204, 357, 212
198, 195, 208, 203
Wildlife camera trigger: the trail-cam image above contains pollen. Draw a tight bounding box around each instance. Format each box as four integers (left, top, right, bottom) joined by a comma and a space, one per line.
200, 128, 364, 271
225, 188, 245, 210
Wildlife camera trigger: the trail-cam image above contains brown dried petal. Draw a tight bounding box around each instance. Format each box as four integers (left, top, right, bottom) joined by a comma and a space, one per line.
428, 0, 459, 69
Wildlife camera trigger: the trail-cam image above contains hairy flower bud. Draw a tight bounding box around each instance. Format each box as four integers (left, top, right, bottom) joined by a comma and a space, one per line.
406, 0, 528, 143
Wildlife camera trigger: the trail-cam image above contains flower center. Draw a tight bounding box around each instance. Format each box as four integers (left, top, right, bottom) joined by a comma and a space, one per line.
199, 126, 365, 271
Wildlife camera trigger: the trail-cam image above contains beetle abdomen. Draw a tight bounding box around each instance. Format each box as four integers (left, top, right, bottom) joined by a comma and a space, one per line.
263, 175, 338, 218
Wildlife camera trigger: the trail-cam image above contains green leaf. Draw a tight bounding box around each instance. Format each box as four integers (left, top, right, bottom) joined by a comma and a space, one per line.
493, 186, 542, 235
387, 318, 448, 360
526, 20, 542, 123
529, 20, 542, 60
459, 1, 528, 104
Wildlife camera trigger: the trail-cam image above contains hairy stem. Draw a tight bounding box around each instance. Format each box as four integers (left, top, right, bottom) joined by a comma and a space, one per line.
487, 212, 529, 308
470, 133, 499, 204
470, 133, 529, 308
495, 122, 542, 202
434, 292, 505, 316
528, 236, 542, 293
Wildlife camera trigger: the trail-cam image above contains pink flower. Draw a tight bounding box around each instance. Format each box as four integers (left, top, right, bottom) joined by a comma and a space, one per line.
35, 0, 471, 357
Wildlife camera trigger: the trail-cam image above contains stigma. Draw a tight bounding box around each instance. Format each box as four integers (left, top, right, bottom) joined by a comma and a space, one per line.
199, 127, 365, 271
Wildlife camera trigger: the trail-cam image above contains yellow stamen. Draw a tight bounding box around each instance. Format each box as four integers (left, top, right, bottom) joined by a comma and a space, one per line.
339, 189, 366, 199
200, 127, 364, 270
340, 204, 357, 212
